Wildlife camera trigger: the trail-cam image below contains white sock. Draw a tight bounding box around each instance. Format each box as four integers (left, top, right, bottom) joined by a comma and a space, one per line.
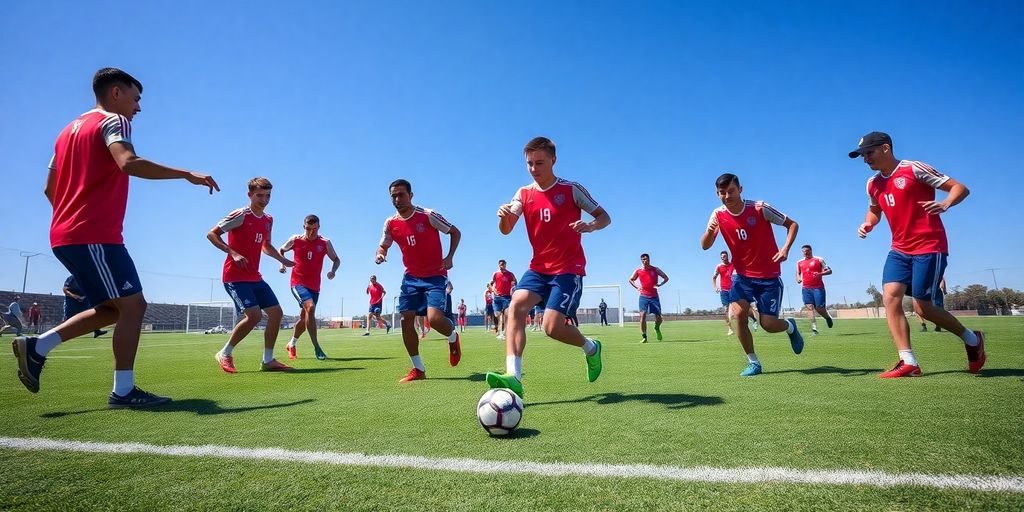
811, 322, 818, 330
582, 338, 598, 356
220, 342, 234, 356
447, 329, 458, 344
506, 355, 522, 379
899, 350, 918, 366
960, 329, 979, 346
746, 352, 760, 364
112, 370, 134, 397
411, 355, 425, 371
288, 337, 298, 347
786, 320, 795, 334
263, 348, 274, 364
34, 330, 63, 357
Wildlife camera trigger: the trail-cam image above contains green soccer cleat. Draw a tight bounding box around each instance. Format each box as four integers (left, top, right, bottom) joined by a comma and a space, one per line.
655, 326, 663, 341
585, 340, 603, 382
485, 371, 524, 399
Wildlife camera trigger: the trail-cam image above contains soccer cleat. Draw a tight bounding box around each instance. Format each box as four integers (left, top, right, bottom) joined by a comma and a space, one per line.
786, 318, 804, 355
108, 386, 171, 409
420, 331, 428, 340
386, 323, 392, 334
362, 332, 370, 337
935, 326, 943, 332
12, 337, 45, 393
740, 362, 763, 377
449, 333, 461, 367
585, 340, 603, 382
496, 332, 506, 341
260, 359, 294, 372
314, 346, 328, 360
880, 360, 922, 378
94, 330, 108, 338
965, 331, 986, 374
920, 324, 928, 332
286, 343, 296, 360
727, 328, 734, 336
825, 316, 834, 329
655, 326, 663, 341
812, 327, 819, 336
485, 371, 524, 399
399, 367, 426, 383
215, 351, 237, 373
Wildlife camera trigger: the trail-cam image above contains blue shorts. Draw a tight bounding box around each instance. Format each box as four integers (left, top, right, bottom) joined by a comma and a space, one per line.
729, 274, 784, 318
516, 270, 582, 317
801, 287, 826, 308
934, 291, 945, 309
485, 304, 494, 316
64, 297, 91, 320
290, 284, 319, 306
639, 296, 662, 315
720, 290, 732, 306
369, 301, 383, 314
882, 250, 947, 301
224, 280, 280, 314
398, 274, 448, 316
492, 295, 511, 312
52, 244, 143, 306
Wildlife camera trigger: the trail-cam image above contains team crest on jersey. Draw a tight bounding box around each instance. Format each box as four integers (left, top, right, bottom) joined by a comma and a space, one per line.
746, 216, 757, 226
415, 223, 425, 233
553, 193, 566, 206
265, 222, 272, 230
316, 244, 324, 252
894, 177, 907, 190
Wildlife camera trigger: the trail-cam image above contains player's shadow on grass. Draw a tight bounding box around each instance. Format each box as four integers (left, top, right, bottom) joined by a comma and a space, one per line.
324, 356, 396, 362
926, 368, 1024, 378
768, 365, 881, 376
835, 332, 874, 336
40, 398, 315, 418
283, 367, 365, 374
529, 392, 723, 410
429, 372, 488, 382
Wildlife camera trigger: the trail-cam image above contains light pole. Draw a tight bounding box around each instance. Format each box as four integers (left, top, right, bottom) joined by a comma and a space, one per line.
985, 268, 1000, 290
19, 252, 42, 293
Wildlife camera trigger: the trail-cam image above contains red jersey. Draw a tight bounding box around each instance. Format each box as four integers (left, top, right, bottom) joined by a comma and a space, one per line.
217, 208, 273, 283
367, 282, 386, 304
508, 178, 601, 275
632, 266, 661, 298
380, 207, 453, 278
867, 160, 950, 255
283, 234, 333, 291
797, 257, 828, 289
48, 109, 133, 247
709, 200, 788, 279
457, 303, 467, 317
484, 291, 493, 304
715, 263, 735, 291
491, 269, 517, 296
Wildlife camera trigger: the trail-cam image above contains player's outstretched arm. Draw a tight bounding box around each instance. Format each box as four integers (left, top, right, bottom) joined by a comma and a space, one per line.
262, 235, 294, 267
796, 267, 802, 284
712, 272, 720, 293
571, 207, 611, 233
442, 226, 462, 270
278, 238, 295, 273
326, 241, 340, 279
108, 142, 219, 194
773, 218, 799, 263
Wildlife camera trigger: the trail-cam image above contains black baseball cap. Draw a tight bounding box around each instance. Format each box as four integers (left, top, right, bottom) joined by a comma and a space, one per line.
848, 131, 892, 158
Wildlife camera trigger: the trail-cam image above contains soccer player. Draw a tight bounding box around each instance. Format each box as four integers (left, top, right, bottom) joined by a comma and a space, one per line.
63, 275, 107, 338
375, 179, 462, 383
921, 277, 947, 332
1, 297, 23, 336
364, 275, 391, 336
208, 177, 295, 373
12, 68, 218, 408
796, 244, 834, 336
279, 214, 340, 360
850, 131, 984, 376
486, 136, 610, 398
700, 173, 804, 377
457, 299, 468, 332
629, 253, 669, 343
713, 251, 736, 335
491, 260, 518, 340
598, 298, 609, 326
28, 303, 41, 334
484, 285, 497, 333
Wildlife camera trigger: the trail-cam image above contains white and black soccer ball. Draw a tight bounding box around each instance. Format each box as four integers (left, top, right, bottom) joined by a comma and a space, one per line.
477, 388, 524, 436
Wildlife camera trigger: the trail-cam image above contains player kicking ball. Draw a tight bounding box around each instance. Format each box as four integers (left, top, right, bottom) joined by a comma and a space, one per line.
375, 179, 462, 383
208, 177, 295, 373
629, 253, 669, 343
486, 136, 611, 398
850, 131, 984, 377
701, 173, 803, 377
278, 214, 340, 360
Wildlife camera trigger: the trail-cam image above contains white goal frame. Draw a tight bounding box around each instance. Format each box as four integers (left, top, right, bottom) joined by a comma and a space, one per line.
185, 301, 237, 334
581, 284, 624, 327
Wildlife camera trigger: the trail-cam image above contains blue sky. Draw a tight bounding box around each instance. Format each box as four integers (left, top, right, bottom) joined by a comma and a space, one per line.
1, 1, 1022, 316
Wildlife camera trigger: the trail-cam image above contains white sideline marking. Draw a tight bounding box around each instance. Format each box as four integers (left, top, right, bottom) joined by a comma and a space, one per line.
1, 436, 1022, 493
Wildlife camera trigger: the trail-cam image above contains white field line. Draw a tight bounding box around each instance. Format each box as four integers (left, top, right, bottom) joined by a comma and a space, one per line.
1, 436, 1022, 494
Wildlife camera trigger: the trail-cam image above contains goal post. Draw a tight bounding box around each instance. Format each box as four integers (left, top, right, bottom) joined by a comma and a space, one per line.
185, 301, 237, 334
578, 284, 624, 327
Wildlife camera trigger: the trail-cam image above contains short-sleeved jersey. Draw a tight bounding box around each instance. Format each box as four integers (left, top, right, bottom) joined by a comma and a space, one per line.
7, 302, 22, 317
867, 160, 950, 255
48, 109, 133, 247
283, 234, 332, 291
380, 207, 453, 278
217, 208, 273, 283
632, 266, 661, 298
457, 303, 467, 317
492, 269, 517, 296
797, 256, 829, 289
715, 263, 735, 291
367, 282, 386, 304
708, 200, 788, 279
508, 178, 601, 276
484, 291, 493, 304
28, 305, 40, 320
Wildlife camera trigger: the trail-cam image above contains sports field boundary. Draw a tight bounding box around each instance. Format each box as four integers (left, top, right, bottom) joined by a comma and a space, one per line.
2, 436, 1022, 494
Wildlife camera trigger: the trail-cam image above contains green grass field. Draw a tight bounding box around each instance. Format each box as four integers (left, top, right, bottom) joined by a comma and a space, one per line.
2, 317, 1023, 511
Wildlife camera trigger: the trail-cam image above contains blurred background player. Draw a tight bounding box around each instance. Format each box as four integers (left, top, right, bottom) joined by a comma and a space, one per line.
629, 253, 669, 343
63, 275, 107, 338
795, 244, 834, 335
487, 136, 610, 398
490, 259, 517, 340
208, 177, 294, 374
851, 131, 984, 377
27, 303, 41, 334
364, 275, 391, 336
279, 214, 340, 360
375, 179, 462, 383
713, 251, 736, 335
457, 299, 467, 333
598, 298, 608, 326
701, 173, 803, 377
484, 284, 497, 333
1, 297, 24, 336
921, 277, 947, 332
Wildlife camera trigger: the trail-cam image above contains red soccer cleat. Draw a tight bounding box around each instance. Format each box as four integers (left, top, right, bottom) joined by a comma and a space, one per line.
286, 344, 296, 360
215, 352, 237, 374
399, 368, 426, 383
449, 333, 461, 367
260, 359, 294, 372
880, 360, 922, 378
965, 331, 986, 374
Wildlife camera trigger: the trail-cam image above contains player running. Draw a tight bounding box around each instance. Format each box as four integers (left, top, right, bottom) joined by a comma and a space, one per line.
713, 251, 736, 335
486, 136, 610, 398
796, 244, 834, 335
375, 179, 462, 383
850, 131, 984, 377
484, 285, 497, 333
491, 259, 517, 340
279, 214, 340, 360
364, 275, 392, 336
457, 299, 468, 333
629, 253, 669, 343
701, 173, 803, 377
12, 68, 218, 408
208, 177, 295, 373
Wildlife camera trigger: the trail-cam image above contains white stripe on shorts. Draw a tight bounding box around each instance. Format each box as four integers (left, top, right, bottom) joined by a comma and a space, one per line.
87, 244, 119, 300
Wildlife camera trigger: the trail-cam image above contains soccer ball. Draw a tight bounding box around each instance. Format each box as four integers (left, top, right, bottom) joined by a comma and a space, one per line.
477, 388, 524, 436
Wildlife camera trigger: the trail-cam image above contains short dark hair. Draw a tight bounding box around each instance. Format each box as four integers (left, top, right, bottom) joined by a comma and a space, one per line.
640, 253, 649, 259
498, 259, 506, 265
248, 177, 272, 192
802, 244, 812, 250
389, 179, 412, 194
715, 173, 740, 189
304, 214, 320, 225
720, 250, 728, 256
524, 136, 556, 157
92, 68, 142, 100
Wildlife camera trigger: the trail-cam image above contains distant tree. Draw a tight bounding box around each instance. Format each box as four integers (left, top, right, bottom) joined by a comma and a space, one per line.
866, 284, 883, 307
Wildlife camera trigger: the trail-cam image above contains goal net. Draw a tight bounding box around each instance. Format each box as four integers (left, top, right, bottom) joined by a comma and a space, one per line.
577, 284, 623, 327
185, 301, 237, 334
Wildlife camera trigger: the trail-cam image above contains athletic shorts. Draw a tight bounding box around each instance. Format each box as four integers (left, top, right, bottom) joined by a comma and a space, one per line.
52, 244, 143, 306
224, 280, 279, 314
369, 301, 383, 314
934, 291, 945, 309
882, 250, 947, 301
457, 315, 467, 326
492, 295, 511, 313
516, 270, 582, 317
801, 287, 826, 308
398, 274, 448, 316
729, 274, 783, 318
484, 304, 494, 316
639, 296, 662, 315
291, 284, 320, 306
64, 297, 91, 320
720, 290, 732, 306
